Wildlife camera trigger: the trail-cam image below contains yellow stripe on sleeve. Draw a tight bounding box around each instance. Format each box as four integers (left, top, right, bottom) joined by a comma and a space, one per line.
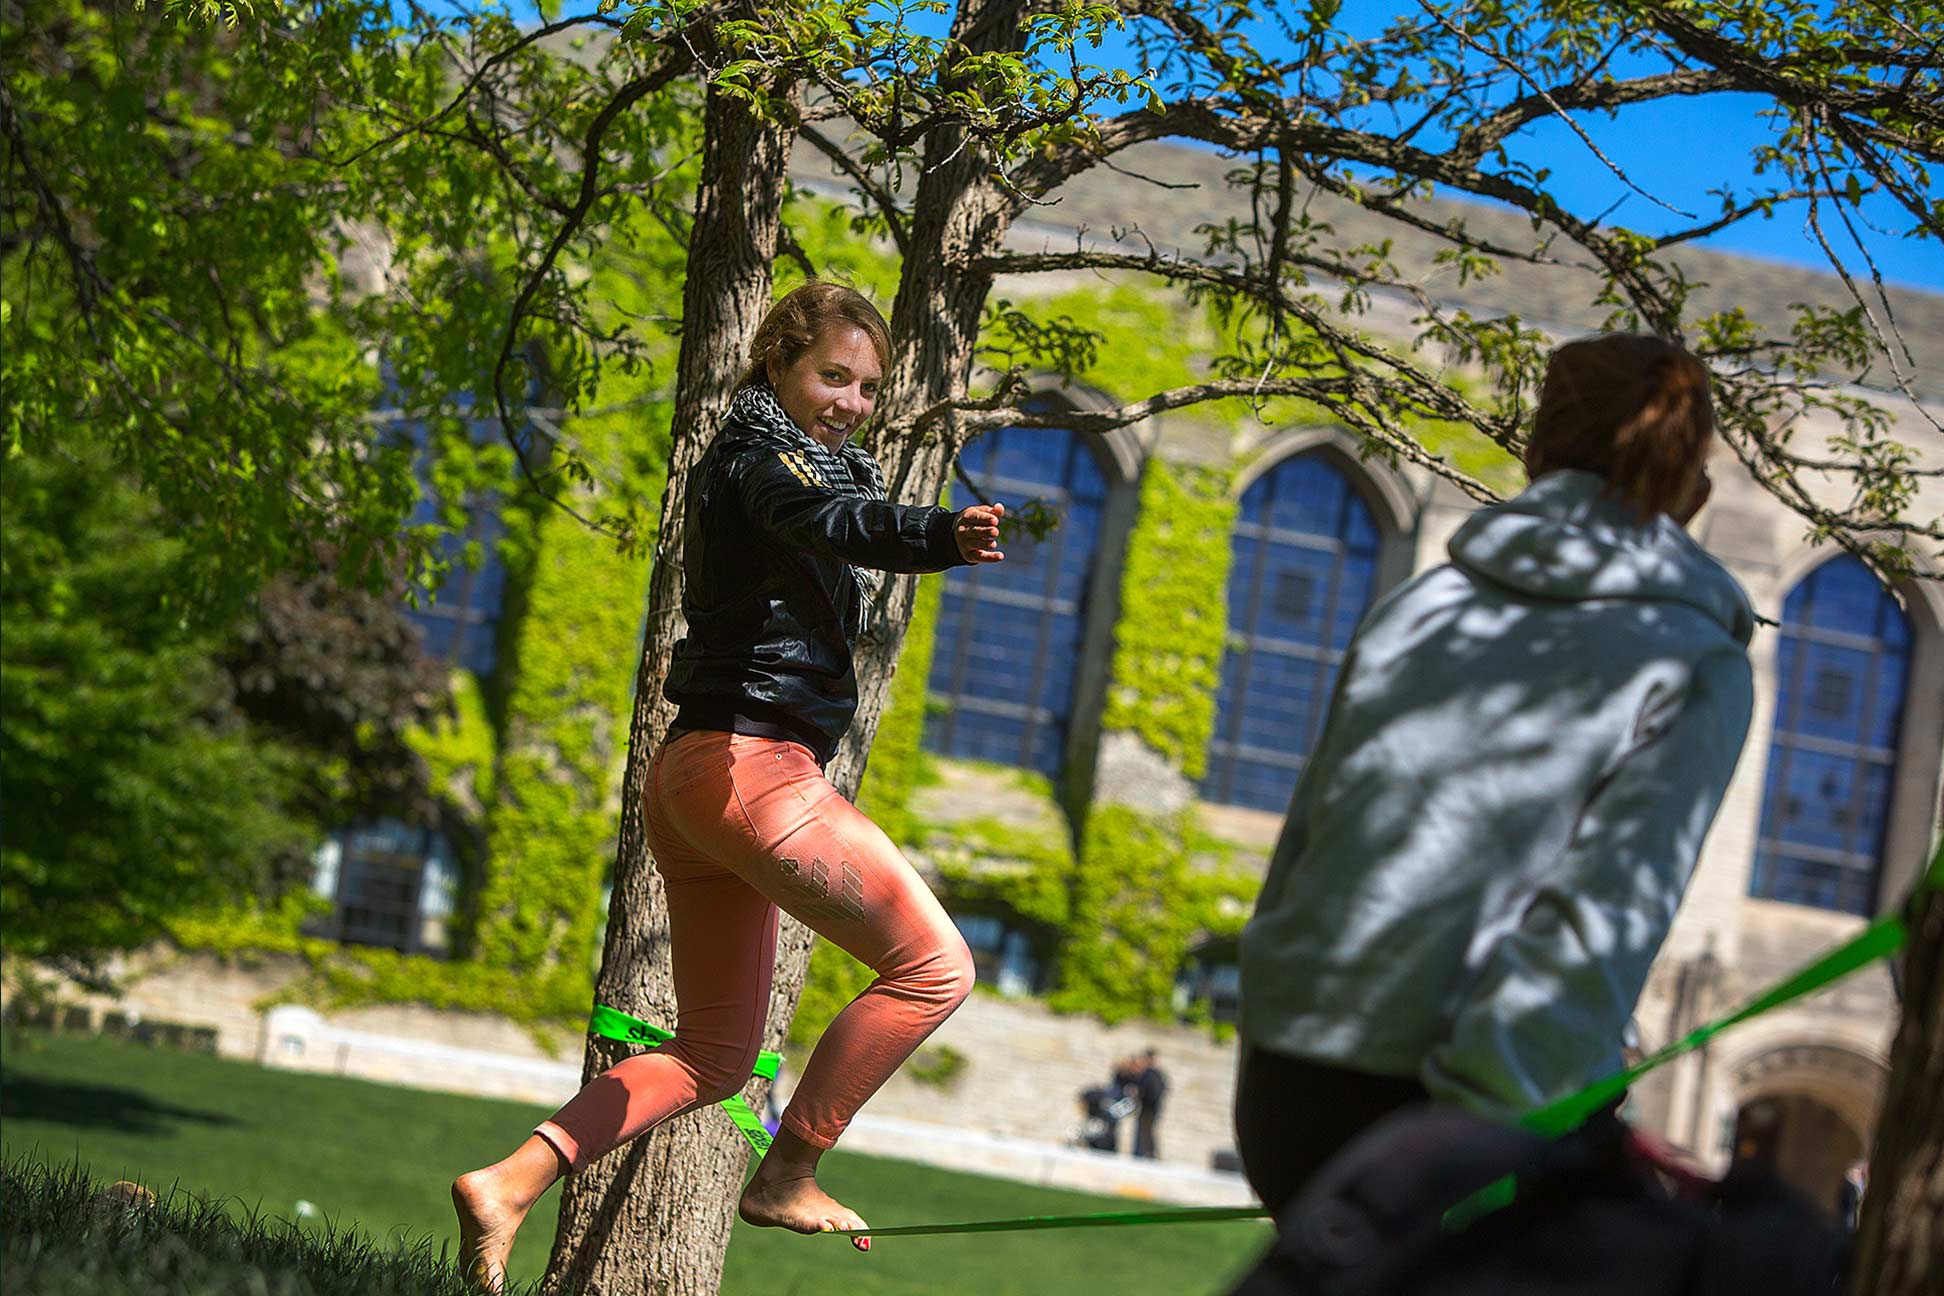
777, 452, 816, 489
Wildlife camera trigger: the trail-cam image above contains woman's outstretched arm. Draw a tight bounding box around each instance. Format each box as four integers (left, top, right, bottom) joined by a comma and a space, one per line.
738, 449, 1003, 571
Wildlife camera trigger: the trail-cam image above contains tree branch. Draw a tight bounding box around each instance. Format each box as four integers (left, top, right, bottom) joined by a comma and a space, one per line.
953, 375, 1503, 504
490, 48, 695, 528
314, 12, 628, 168
799, 122, 911, 256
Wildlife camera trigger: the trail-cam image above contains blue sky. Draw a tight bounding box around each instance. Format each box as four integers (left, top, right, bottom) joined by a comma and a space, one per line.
485, 0, 1940, 292
1115, 2, 1941, 293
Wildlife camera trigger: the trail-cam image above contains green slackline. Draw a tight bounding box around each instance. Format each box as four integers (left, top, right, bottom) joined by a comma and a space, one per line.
1440, 849, 1943, 1232
826, 853, 1942, 1241
830, 1205, 1269, 1239
587, 1005, 782, 1157
1520, 857, 1935, 1137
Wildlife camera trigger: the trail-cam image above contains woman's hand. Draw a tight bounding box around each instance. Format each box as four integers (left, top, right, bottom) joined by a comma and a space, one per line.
954, 502, 1005, 564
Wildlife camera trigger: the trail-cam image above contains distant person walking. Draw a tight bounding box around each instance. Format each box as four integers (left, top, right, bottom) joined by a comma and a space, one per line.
451, 282, 1006, 1291
1132, 1047, 1167, 1160
1233, 334, 1756, 1216
1837, 1160, 1868, 1233
1111, 1052, 1141, 1110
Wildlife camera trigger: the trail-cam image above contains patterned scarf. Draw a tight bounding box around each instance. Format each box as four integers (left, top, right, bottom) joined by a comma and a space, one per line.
729, 382, 890, 609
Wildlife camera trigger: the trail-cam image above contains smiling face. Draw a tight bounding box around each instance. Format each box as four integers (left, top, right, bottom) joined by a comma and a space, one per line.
767, 324, 883, 450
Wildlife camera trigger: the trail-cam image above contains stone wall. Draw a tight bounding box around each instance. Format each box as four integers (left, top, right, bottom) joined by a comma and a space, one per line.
10, 949, 584, 1104
805, 992, 1243, 1171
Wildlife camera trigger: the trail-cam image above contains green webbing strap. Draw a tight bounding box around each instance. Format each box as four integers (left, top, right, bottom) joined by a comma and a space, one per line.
831, 1205, 1269, 1238
587, 1005, 782, 1156
1523, 901, 1911, 1137
1442, 851, 1943, 1232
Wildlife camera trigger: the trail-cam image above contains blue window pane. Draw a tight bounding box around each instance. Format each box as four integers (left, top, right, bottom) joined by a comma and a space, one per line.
1750, 555, 1909, 915
950, 912, 1043, 995
1796, 558, 1884, 636
1790, 641, 1869, 743
924, 420, 1107, 777
398, 425, 509, 680
405, 507, 506, 679
1881, 606, 1912, 650
1775, 749, 1856, 851
1227, 536, 1261, 622
1868, 648, 1913, 750
955, 913, 1004, 950
1344, 503, 1379, 550
331, 817, 452, 954
1330, 578, 1373, 649
380, 369, 513, 682
1203, 452, 1383, 813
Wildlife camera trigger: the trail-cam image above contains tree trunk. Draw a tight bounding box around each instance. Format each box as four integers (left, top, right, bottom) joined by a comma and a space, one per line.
546, 3, 1033, 1287
845, 0, 1025, 773
542, 67, 801, 1296
1847, 853, 1943, 1295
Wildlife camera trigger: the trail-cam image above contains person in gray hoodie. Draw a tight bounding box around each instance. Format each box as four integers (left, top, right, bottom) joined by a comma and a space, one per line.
1233, 334, 1756, 1216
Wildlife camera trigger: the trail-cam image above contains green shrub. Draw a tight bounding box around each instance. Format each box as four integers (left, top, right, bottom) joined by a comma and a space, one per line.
906, 1044, 968, 1090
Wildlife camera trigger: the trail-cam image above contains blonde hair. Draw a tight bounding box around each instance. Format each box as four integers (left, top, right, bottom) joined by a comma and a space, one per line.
1526, 334, 1715, 521
738, 281, 892, 393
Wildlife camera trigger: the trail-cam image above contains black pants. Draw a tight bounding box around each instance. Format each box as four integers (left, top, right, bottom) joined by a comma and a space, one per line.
1232, 1046, 1429, 1217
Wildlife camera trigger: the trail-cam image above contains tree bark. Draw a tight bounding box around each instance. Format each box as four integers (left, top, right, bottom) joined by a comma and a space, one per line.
542, 67, 802, 1296
1847, 853, 1943, 1295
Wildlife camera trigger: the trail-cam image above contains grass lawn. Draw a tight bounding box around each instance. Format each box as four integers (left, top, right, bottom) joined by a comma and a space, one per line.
1, 1030, 1267, 1293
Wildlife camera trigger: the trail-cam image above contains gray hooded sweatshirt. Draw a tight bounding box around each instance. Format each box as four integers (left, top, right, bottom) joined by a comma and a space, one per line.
1237, 470, 1755, 1121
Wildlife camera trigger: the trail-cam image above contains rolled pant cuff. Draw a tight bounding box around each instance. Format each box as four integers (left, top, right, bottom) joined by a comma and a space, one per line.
534, 1121, 583, 1172
781, 1112, 838, 1150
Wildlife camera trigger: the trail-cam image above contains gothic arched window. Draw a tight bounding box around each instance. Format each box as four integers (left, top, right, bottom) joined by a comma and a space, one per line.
1202, 451, 1382, 812
385, 376, 510, 680
923, 421, 1108, 776
1750, 555, 1912, 915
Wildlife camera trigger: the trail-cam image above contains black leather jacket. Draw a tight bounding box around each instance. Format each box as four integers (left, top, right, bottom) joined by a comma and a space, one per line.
664, 413, 967, 764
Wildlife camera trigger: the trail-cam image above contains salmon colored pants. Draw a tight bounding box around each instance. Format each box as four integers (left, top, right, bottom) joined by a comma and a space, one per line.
535, 730, 974, 1169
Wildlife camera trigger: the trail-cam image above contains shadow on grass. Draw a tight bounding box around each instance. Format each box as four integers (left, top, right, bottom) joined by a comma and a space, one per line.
0, 1076, 241, 1136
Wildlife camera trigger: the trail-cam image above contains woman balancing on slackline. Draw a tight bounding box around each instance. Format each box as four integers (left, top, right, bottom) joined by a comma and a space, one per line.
452, 282, 1004, 1290
1233, 334, 1757, 1217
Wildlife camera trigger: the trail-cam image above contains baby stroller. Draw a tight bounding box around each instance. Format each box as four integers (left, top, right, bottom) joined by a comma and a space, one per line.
1076, 1083, 1137, 1152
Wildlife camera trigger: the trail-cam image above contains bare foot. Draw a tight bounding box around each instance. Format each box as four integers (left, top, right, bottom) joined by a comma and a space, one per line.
452, 1169, 535, 1293
738, 1166, 870, 1247
451, 1135, 566, 1291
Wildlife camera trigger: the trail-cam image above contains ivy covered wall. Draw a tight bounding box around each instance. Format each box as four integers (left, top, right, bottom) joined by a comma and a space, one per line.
468, 415, 657, 1017
853, 567, 945, 849
1094, 462, 1238, 781
406, 667, 496, 823
1049, 460, 1257, 1022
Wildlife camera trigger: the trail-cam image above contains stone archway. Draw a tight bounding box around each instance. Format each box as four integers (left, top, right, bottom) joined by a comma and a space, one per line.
1729, 1041, 1886, 1219
1730, 1092, 1864, 1219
